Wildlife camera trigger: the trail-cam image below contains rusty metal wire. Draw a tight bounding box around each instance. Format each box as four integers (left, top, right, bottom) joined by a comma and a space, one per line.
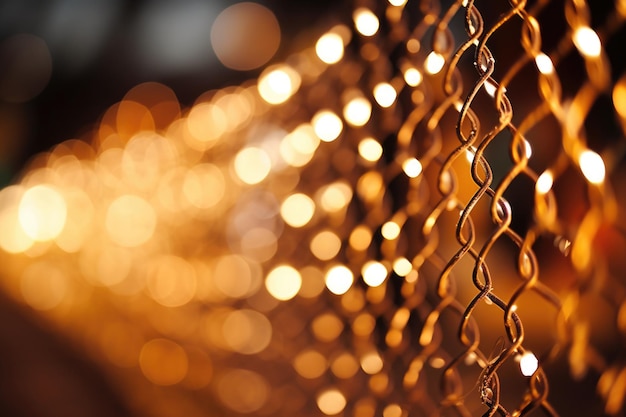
1, 0, 626, 416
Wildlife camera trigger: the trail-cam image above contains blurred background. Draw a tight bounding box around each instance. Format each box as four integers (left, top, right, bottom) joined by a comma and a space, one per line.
0, 1, 337, 416
0, 0, 341, 183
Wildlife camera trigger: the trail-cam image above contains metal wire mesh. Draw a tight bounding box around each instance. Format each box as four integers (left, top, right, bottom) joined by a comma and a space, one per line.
0, 0, 625, 416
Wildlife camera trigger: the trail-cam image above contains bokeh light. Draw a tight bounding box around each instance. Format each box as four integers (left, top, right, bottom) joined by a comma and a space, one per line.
316, 33, 344, 64
280, 193, 316, 227
211, 2, 281, 70
317, 389, 347, 415
105, 194, 157, 247
234, 147, 272, 185
139, 338, 188, 386
325, 265, 354, 295
18, 185, 67, 242
265, 264, 302, 300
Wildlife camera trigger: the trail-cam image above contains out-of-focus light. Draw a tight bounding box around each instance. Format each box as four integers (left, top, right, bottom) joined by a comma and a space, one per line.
465, 146, 476, 163
383, 404, 403, 417
353, 8, 380, 37
573, 26, 602, 58
360, 351, 384, 374
373, 83, 397, 108
258, 65, 301, 105
55, 188, 94, 253
186, 103, 227, 150
0, 186, 34, 253
579, 149, 606, 184
316, 33, 344, 64
325, 265, 354, 295
535, 53, 554, 74
389, 0, 407, 6
312, 313, 344, 342
381, 221, 401, 240
240, 227, 278, 262
281, 193, 316, 227
146, 255, 197, 307
213, 254, 261, 299
483, 79, 498, 97
218, 369, 268, 413
183, 163, 225, 209
18, 185, 67, 241
234, 147, 272, 184
519, 351, 539, 376
330, 352, 359, 379
404, 67, 423, 86
211, 2, 281, 70
402, 158, 423, 178
523, 139, 532, 159
222, 309, 272, 354
343, 97, 372, 127
105, 194, 157, 247
425, 51, 445, 74
279, 124, 320, 167
293, 350, 327, 379
349, 225, 372, 251
139, 338, 188, 386
393, 257, 413, 276
358, 137, 383, 162
317, 389, 347, 415
312, 110, 343, 142
265, 264, 302, 300
318, 181, 353, 212
20, 261, 68, 310
310, 230, 342, 261
613, 75, 626, 119
536, 171, 553, 195
362, 261, 388, 287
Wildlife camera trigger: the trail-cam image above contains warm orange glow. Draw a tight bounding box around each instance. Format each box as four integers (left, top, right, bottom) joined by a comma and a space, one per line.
402, 158, 423, 178
358, 137, 383, 162
258, 65, 301, 104
318, 181, 353, 212
535, 53, 554, 74
217, 369, 268, 413
573, 26, 602, 58
353, 8, 380, 37
281, 193, 316, 227
362, 261, 388, 287
316, 33, 344, 64
325, 265, 354, 295
105, 194, 156, 247
578, 149, 606, 184
312, 110, 343, 142
519, 351, 539, 376
425, 51, 445, 74
536, 171, 553, 195
381, 221, 401, 240
222, 309, 272, 354
343, 96, 372, 127
373, 82, 397, 107
265, 264, 302, 300
146, 255, 197, 307
139, 339, 188, 386
293, 349, 327, 378
310, 230, 342, 260
317, 389, 347, 415
18, 184, 67, 241
234, 147, 272, 184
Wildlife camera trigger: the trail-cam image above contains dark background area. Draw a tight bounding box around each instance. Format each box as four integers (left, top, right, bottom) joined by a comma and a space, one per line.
0, 0, 341, 183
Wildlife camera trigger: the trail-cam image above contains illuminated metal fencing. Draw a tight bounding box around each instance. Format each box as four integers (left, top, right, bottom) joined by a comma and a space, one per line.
1, 1, 625, 416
